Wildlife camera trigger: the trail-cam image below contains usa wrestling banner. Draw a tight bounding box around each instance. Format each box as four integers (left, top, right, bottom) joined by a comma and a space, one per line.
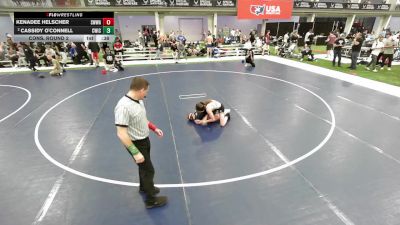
237, 0, 293, 19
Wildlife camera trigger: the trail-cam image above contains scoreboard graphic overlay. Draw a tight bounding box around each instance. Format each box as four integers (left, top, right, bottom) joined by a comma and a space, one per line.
14, 12, 115, 42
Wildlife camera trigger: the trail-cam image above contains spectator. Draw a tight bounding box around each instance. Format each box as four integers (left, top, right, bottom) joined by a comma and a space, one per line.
170, 40, 178, 61
6, 34, 13, 49
138, 30, 144, 46
239, 30, 245, 44
114, 37, 124, 62
380, 33, 395, 71
153, 39, 164, 60
300, 44, 315, 62
0, 42, 6, 67
21, 42, 37, 71
143, 26, 150, 47
223, 25, 229, 38
7, 46, 18, 68
304, 29, 314, 45
230, 28, 236, 42
212, 46, 221, 58
176, 41, 187, 62
176, 31, 186, 45
103, 47, 117, 72
36, 44, 49, 67
348, 32, 363, 70
325, 31, 337, 58
152, 30, 158, 48
283, 32, 290, 44
243, 38, 252, 50
264, 30, 271, 50
17, 45, 26, 67
74, 42, 90, 64
69, 43, 78, 64
88, 42, 100, 67
45, 44, 56, 65
365, 35, 384, 72
262, 42, 270, 56
235, 29, 240, 43
249, 30, 256, 44
255, 36, 262, 50
55, 42, 69, 68
332, 33, 345, 67
169, 30, 176, 42
289, 30, 300, 53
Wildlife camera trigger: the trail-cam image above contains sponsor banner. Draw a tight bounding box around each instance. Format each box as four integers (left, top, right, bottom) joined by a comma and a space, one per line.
293, 1, 312, 9
371, 4, 390, 10
237, 0, 293, 19
293, 1, 390, 10
346, 3, 361, 10
83, 0, 236, 7
327, 3, 345, 9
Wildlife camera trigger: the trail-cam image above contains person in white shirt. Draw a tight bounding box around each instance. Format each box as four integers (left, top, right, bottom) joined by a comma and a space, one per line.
45, 45, 56, 58
255, 36, 262, 49
304, 29, 314, 45
230, 29, 236, 42
365, 35, 384, 72
283, 32, 289, 44
243, 39, 252, 50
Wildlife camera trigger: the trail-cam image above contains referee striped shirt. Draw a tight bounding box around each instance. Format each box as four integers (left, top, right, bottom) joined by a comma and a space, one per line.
115, 95, 149, 141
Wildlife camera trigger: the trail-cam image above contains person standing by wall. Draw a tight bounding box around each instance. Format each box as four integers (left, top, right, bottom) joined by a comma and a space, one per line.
264, 30, 271, 55
205, 33, 213, 58
21, 42, 37, 71
113, 37, 124, 62
88, 42, 100, 67
114, 77, 168, 209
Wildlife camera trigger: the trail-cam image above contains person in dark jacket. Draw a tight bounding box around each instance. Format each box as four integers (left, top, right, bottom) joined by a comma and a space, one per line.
88, 42, 100, 67
22, 42, 37, 71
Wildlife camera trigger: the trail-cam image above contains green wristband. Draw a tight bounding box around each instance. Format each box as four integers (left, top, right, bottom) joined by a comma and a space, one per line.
127, 144, 140, 155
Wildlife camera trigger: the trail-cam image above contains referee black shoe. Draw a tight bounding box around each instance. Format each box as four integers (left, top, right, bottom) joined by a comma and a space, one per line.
145, 196, 168, 209
139, 186, 160, 195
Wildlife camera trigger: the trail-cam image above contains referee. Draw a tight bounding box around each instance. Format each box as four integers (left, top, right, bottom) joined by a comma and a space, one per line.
114, 77, 168, 209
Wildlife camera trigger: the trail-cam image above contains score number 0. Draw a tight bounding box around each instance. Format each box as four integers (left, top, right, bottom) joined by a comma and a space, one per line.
103, 18, 114, 26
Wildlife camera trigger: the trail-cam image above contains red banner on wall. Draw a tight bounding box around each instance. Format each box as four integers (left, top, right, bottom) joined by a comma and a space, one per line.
237, 0, 294, 19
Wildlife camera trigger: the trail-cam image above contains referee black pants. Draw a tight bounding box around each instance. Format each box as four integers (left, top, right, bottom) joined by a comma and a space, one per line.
130, 137, 156, 202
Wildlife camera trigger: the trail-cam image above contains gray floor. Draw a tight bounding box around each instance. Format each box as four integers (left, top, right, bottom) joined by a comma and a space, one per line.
1, 60, 400, 225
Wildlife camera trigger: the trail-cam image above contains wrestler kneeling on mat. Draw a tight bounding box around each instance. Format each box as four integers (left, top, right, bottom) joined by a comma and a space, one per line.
187, 99, 231, 127
242, 48, 255, 67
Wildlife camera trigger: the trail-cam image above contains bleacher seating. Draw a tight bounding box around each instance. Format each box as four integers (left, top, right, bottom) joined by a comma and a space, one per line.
121, 44, 264, 61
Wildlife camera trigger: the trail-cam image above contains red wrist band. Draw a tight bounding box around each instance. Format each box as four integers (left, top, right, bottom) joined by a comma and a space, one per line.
148, 121, 157, 131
